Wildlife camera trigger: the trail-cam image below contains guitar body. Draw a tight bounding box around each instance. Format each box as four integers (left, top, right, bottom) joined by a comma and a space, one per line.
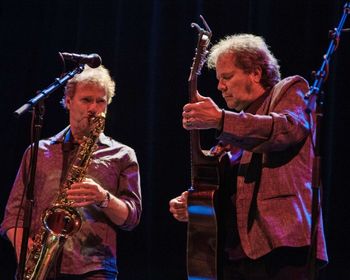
187, 145, 238, 280
187, 189, 220, 280
187, 151, 220, 280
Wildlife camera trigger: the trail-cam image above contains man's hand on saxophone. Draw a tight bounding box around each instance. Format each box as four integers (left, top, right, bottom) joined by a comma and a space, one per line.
66, 177, 107, 207
66, 177, 130, 226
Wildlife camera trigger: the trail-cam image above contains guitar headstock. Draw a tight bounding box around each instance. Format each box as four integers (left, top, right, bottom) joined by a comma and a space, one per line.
188, 15, 212, 82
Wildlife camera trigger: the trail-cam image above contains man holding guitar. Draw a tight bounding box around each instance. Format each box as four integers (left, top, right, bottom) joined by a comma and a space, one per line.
169, 34, 327, 280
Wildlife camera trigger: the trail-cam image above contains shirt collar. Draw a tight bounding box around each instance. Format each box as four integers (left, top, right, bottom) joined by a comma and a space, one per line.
49, 126, 112, 147
244, 89, 271, 114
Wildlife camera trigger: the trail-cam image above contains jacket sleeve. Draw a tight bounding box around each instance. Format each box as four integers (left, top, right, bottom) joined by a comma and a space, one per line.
217, 76, 312, 153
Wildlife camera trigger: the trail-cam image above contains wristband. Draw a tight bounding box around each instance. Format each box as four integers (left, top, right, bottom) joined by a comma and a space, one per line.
97, 191, 110, 208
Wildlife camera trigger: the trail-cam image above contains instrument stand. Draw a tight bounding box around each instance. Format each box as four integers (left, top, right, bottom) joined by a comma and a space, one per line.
16, 101, 44, 280
305, 3, 349, 280
13, 64, 85, 280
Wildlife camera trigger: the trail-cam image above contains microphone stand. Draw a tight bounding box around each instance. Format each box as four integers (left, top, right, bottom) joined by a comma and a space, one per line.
305, 3, 349, 280
14, 64, 85, 280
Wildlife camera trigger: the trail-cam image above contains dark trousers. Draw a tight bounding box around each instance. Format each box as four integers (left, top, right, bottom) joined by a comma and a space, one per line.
48, 270, 117, 280
223, 247, 309, 280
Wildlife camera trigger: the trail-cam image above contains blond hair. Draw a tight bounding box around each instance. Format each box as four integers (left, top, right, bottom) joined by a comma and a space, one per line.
61, 65, 116, 108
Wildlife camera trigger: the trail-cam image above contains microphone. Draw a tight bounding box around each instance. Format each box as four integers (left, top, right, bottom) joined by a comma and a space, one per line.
60, 52, 102, 68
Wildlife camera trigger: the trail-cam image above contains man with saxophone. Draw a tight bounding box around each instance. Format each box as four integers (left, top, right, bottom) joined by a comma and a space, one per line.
1, 65, 142, 280
169, 34, 328, 279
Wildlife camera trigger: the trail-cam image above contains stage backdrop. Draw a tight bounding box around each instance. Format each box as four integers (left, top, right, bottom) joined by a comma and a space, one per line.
0, 1, 349, 279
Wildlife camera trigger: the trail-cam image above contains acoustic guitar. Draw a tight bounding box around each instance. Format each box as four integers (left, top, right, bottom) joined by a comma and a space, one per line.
186, 16, 223, 280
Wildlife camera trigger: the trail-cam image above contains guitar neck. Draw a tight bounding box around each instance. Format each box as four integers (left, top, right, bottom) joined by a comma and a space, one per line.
189, 78, 219, 188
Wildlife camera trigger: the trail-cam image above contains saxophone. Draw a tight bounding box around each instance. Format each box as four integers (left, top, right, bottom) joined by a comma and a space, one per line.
23, 112, 106, 280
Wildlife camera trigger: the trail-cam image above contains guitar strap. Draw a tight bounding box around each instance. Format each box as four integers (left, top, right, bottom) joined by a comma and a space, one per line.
245, 152, 263, 231
50, 129, 78, 278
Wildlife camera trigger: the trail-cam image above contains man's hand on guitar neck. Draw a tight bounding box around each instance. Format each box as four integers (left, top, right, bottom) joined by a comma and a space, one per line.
183, 91, 223, 130
169, 191, 188, 222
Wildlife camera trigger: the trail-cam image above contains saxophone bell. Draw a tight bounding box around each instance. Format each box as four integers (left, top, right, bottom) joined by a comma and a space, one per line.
42, 205, 82, 237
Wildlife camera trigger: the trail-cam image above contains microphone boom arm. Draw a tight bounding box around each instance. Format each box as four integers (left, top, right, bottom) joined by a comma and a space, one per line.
305, 1, 350, 112
13, 64, 85, 117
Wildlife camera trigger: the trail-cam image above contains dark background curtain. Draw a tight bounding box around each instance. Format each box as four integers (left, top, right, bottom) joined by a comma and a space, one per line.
0, 0, 349, 279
